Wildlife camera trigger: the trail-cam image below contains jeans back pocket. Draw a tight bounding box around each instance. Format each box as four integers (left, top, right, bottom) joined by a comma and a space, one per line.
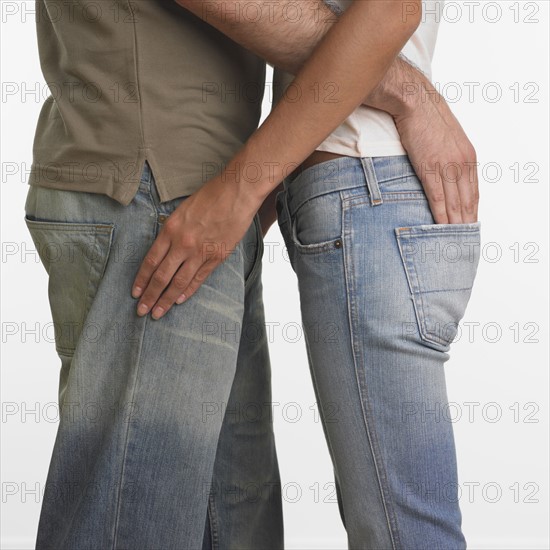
395, 222, 481, 349
25, 215, 115, 357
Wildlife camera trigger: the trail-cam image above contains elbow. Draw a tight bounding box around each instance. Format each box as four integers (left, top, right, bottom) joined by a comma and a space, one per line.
174, 0, 230, 25
401, 0, 423, 35
174, 0, 203, 12
383, 0, 422, 40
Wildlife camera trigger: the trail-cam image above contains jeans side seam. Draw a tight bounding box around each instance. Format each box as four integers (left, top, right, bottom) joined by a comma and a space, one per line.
207, 493, 220, 550
111, 314, 149, 549
303, 319, 345, 519
342, 202, 400, 549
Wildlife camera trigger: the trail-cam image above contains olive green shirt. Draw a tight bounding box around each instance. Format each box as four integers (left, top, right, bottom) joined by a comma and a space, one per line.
30, 0, 266, 206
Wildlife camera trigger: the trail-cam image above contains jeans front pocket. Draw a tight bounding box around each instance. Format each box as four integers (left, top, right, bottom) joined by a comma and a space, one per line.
24, 215, 116, 356
395, 221, 481, 350
289, 190, 343, 253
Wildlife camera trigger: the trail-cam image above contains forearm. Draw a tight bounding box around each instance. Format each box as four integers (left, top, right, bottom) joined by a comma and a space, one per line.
257, 183, 284, 237
365, 54, 441, 117
175, 0, 335, 73
210, 0, 421, 208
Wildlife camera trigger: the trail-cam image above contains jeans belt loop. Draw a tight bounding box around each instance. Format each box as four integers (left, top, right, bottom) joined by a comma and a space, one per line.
360, 157, 383, 206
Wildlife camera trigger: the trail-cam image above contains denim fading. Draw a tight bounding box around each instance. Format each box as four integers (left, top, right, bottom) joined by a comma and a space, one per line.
276, 154, 480, 548
24, 161, 283, 549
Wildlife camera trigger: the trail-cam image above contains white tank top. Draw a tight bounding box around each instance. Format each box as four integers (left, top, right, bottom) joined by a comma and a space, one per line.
274, 0, 444, 157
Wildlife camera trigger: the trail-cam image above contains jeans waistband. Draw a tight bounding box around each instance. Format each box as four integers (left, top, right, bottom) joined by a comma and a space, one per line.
283, 155, 417, 218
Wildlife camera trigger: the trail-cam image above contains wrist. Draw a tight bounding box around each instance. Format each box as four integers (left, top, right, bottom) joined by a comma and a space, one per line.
206, 169, 270, 225
222, 144, 285, 212
366, 57, 439, 120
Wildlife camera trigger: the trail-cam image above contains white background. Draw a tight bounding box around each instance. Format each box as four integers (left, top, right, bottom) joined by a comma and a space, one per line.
1, 1, 549, 548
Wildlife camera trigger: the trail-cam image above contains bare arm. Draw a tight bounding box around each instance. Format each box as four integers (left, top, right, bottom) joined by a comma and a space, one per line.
177, 0, 479, 233
175, 0, 419, 114
175, 0, 335, 74
132, 0, 422, 318
182, 0, 421, 202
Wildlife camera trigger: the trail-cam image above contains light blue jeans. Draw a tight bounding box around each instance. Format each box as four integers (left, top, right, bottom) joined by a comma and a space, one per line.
24, 161, 283, 549
276, 155, 481, 549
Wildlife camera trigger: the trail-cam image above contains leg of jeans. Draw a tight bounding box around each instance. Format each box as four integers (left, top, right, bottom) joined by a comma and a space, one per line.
303, 332, 347, 531
24, 164, 260, 549
202, 244, 284, 550
277, 156, 480, 549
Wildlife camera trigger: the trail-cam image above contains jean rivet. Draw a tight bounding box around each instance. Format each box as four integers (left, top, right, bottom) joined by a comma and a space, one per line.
334, 239, 342, 248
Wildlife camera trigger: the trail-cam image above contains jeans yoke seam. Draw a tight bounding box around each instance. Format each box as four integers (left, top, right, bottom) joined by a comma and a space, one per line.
342, 202, 401, 549
381, 195, 425, 203
343, 193, 426, 208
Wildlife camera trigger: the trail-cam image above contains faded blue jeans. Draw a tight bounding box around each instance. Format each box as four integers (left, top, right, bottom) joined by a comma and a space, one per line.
276, 155, 481, 549
24, 161, 283, 549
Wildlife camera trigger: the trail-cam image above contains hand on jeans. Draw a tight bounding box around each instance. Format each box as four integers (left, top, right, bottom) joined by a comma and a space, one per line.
131, 175, 258, 320
393, 93, 480, 224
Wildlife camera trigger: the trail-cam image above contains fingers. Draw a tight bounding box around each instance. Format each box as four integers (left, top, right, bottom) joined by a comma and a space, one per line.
131, 213, 232, 320
419, 162, 449, 224
148, 258, 214, 320
458, 153, 479, 223
131, 236, 224, 320
132, 234, 171, 301
137, 253, 185, 317
447, 145, 479, 223
441, 161, 464, 224
421, 156, 479, 225
132, 222, 186, 316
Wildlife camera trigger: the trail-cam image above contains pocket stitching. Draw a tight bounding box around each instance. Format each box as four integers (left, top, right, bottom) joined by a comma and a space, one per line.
395, 234, 442, 346
25, 216, 114, 234
289, 192, 343, 253
395, 225, 480, 348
